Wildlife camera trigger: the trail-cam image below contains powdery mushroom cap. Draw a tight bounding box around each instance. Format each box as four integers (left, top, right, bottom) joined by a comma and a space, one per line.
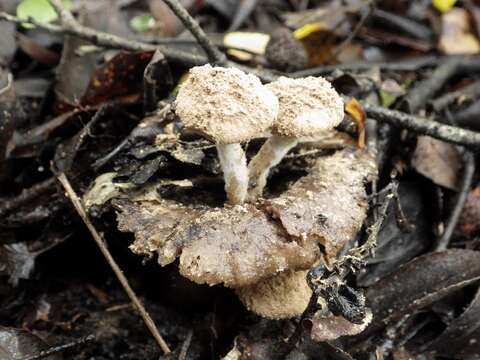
266, 76, 344, 137
236, 270, 312, 319
175, 65, 278, 144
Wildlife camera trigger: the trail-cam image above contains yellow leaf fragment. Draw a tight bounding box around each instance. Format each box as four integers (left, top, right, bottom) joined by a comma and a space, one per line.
345, 98, 366, 149
432, 0, 457, 13
293, 22, 324, 40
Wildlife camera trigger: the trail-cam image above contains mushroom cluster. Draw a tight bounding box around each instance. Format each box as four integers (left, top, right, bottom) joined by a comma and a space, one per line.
85, 64, 377, 330
174, 65, 344, 204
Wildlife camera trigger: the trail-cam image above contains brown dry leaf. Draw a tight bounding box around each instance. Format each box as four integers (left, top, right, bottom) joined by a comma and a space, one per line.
0, 327, 60, 360
411, 135, 461, 190
114, 149, 376, 287
344, 98, 366, 149
439, 7, 480, 54
456, 186, 480, 237
311, 310, 372, 342
81, 52, 154, 106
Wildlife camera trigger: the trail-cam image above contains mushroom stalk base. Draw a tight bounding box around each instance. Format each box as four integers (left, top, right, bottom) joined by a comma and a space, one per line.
216, 143, 248, 205
248, 135, 298, 200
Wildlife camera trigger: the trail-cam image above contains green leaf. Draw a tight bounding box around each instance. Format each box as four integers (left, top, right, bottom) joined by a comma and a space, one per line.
379, 90, 398, 108
130, 14, 156, 33
16, 0, 71, 26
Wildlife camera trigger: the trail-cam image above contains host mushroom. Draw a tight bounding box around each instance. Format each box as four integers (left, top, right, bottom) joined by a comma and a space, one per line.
236, 270, 312, 319
175, 64, 278, 205
248, 76, 344, 200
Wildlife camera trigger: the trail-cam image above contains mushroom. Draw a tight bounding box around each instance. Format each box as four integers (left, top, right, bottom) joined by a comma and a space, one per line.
175, 65, 278, 205
236, 270, 312, 319
248, 76, 344, 200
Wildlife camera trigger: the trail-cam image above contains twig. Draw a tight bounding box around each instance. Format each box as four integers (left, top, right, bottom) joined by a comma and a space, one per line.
178, 330, 194, 360
433, 151, 476, 251
431, 79, 480, 112
363, 103, 480, 148
290, 55, 439, 77
371, 8, 433, 40
289, 55, 480, 78
0, 177, 56, 217
161, 0, 226, 65
328, 1, 374, 62
0, 10, 204, 66
228, 0, 259, 32
57, 173, 171, 354
399, 59, 460, 113
20, 334, 95, 360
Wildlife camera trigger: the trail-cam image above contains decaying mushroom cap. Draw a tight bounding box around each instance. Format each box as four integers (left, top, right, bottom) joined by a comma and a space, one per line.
175, 64, 278, 144
115, 149, 376, 288
266, 76, 344, 137
236, 270, 312, 319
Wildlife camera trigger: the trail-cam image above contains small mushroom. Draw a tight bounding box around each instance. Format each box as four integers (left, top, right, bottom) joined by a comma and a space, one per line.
175, 65, 278, 204
248, 76, 344, 200
236, 270, 312, 319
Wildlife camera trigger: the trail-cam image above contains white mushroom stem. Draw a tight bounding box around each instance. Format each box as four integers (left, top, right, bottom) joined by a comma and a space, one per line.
216, 143, 249, 205
248, 135, 298, 200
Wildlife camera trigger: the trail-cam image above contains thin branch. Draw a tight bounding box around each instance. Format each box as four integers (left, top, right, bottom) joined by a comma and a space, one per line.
363, 103, 480, 148
289, 55, 480, 77
20, 334, 95, 360
433, 151, 476, 251
399, 58, 460, 113
0, 11, 205, 66
161, 0, 226, 65
328, 1, 374, 62
57, 173, 171, 354
0, 177, 56, 217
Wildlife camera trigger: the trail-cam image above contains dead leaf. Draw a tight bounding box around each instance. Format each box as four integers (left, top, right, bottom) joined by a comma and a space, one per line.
425, 286, 480, 358
439, 7, 480, 54
366, 249, 480, 331
82, 51, 154, 106
345, 98, 366, 148
0, 71, 17, 183
0, 243, 36, 286
358, 181, 432, 287
411, 135, 461, 190
456, 186, 480, 237
0, 326, 61, 360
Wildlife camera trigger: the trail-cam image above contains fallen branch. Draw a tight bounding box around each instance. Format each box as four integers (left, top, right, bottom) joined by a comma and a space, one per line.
399, 58, 460, 113
0, 177, 56, 217
434, 150, 476, 251
0, 10, 204, 66
290, 55, 480, 77
161, 0, 226, 65
20, 334, 95, 360
57, 173, 171, 354
0, 8, 277, 82
363, 103, 480, 148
